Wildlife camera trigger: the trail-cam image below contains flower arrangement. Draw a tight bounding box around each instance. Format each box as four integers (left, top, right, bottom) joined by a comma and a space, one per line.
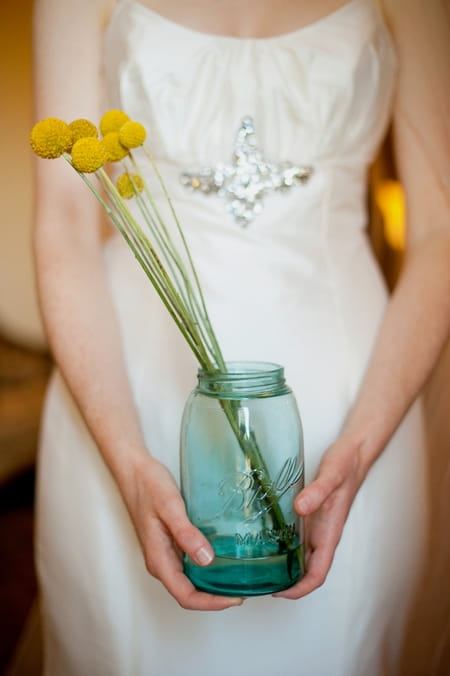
30, 111, 226, 374
30, 111, 297, 564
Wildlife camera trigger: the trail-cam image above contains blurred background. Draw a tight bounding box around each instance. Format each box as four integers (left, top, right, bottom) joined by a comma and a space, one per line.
1, 1, 448, 674
1, 1, 49, 673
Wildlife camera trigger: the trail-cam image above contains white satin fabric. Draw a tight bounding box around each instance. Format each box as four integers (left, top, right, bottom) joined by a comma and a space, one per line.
36, 1, 427, 674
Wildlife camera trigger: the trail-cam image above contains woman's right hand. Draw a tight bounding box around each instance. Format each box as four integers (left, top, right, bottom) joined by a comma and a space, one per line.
118, 452, 244, 611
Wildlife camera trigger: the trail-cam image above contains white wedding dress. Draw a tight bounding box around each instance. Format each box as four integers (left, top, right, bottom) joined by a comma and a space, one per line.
36, 1, 427, 674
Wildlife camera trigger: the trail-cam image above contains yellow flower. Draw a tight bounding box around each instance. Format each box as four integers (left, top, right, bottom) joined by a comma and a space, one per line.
118, 121, 147, 148
69, 119, 98, 144
102, 132, 129, 162
116, 172, 144, 199
100, 109, 130, 136
71, 137, 107, 173
30, 118, 73, 159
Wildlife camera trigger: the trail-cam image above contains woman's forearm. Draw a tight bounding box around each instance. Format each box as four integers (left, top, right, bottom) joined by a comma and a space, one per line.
341, 231, 450, 474
35, 213, 149, 486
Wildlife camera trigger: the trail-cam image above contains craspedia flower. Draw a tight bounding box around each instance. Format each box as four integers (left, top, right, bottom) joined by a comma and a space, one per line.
118, 121, 147, 149
30, 118, 73, 159
102, 132, 129, 162
71, 137, 107, 173
69, 119, 98, 144
100, 109, 130, 136
116, 173, 144, 199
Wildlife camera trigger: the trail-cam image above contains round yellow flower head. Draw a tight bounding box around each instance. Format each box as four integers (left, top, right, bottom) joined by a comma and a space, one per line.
69, 119, 98, 144
71, 137, 107, 173
118, 121, 147, 149
102, 132, 129, 162
116, 173, 144, 199
30, 118, 73, 159
100, 110, 130, 136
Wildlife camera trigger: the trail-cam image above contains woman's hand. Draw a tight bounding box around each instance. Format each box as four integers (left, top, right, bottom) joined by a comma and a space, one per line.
274, 439, 366, 599
118, 453, 244, 611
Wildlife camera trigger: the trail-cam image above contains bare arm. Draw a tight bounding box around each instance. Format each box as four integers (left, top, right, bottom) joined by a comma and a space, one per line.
33, 0, 242, 610
278, 0, 450, 599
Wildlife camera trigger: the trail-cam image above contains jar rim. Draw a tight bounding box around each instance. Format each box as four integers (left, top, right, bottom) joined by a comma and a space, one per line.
197, 361, 290, 398
198, 361, 283, 379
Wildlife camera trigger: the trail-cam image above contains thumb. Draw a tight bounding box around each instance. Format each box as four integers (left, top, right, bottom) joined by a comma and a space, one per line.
164, 498, 215, 567
295, 468, 343, 516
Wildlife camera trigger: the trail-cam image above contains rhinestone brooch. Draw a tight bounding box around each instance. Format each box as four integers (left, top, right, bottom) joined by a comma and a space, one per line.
180, 116, 313, 226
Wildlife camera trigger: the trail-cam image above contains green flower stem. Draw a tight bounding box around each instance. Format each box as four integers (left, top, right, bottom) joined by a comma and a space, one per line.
128, 155, 224, 368
142, 148, 226, 371
69, 163, 212, 368
128, 156, 187, 275
219, 398, 289, 535
65, 154, 289, 537
126, 161, 193, 305
98, 170, 218, 369
128, 179, 221, 365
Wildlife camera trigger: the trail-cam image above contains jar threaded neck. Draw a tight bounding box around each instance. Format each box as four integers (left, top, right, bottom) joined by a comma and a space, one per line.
197, 361, 291, 398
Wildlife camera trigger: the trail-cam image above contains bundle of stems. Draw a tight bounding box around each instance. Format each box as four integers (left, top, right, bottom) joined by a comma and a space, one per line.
30, 113, 292, 539
76, 150, 226, 374
78, 151, 289, 533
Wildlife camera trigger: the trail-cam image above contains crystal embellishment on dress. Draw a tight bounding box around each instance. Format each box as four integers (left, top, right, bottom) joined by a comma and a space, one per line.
180, 116, 313, 226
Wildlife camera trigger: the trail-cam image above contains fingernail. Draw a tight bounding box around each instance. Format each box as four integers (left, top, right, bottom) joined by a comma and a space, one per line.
195, 546, 214, 566
297, 497, 308, 514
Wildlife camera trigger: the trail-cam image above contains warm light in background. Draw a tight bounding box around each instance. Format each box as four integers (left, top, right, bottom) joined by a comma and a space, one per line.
0, 0, 46, 349
375, 179, 406, 251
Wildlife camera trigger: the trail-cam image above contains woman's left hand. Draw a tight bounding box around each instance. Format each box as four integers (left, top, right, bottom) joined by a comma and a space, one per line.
274, 439, 366, 599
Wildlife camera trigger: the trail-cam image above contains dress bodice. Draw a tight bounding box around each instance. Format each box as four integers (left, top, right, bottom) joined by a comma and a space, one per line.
102, 0, 399, 370
104, 0, 397, 175
102, 0, 399, 398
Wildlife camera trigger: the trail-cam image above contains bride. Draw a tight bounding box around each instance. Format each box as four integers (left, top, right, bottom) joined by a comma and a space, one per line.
32, 1, 450, 674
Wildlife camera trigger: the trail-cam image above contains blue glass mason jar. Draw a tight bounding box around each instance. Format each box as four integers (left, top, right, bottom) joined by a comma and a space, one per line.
180, 361, 305, 596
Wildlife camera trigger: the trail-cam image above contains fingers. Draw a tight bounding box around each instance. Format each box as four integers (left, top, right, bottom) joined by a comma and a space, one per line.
140, 473, 244, 610
273, 527, 337, 599
144, 517, 243, 611
276, 473, 356, 600
295, 444, 360, 516
123, 459, 243, 609
160, 492, 215, 567
295, 471, 342, 516
160, 565, 244, 611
